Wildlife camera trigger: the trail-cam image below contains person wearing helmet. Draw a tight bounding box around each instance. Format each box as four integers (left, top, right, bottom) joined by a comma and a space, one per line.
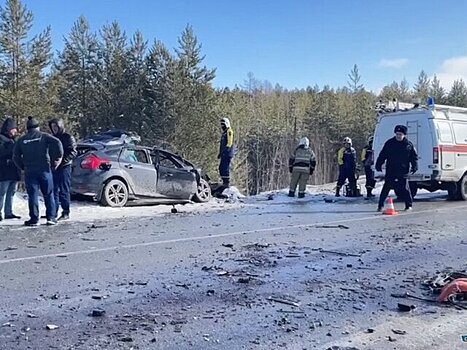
336, 137, 357, 197
218, 117, 235, 188
288, 137, 316, 198
361, 135, 376, 198
375, 125, 418, 211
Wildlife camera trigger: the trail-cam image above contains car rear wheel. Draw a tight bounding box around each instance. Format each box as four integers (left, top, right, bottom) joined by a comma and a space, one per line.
192, 178, 212, 203
101, 179, 129, 207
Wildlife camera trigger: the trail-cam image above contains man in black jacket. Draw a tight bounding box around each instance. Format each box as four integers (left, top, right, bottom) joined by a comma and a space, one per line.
375, 125, 418, 211
0, 118, 21, 221
49, 118, 77, 221
13, 117, 63, 226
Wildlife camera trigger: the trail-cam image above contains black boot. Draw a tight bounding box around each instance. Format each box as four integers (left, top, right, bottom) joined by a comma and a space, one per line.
366, 187, 374, 198
335, 186, 341, 197
288, 191, 295, 197
298, 192, 305, 199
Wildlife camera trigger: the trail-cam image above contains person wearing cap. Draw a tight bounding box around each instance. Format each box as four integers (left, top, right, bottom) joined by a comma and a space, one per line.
288, 137, 316, 198
0, 117, 21, 221
336, 137, 357, 197
13, 117, 63, 226
361, 136, 376, 198
49, 118, 77, 221
218, 117, 235, 188
375, 125, 418, 211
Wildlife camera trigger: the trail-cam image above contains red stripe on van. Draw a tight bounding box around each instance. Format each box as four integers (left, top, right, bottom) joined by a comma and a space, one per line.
440, 145, 467, 153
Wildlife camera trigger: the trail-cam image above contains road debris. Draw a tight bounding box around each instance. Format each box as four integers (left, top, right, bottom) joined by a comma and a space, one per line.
316, 224, 349, 229
392, 329, 407, 335
397, 303, 416, 312
4, 246, 18, 251
27, 313, 38, 318
318, 249, 362, 257
267, 297, 300, 307
46, 324, 59, 330
118, 336, 133, 342
222, 243, 234, 249
91, 309, 106, 317
437, 278, 467, 303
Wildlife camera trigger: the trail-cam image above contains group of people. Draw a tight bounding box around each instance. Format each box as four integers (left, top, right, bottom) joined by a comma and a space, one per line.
0, 116, 77, 226
287, 124, 418, 211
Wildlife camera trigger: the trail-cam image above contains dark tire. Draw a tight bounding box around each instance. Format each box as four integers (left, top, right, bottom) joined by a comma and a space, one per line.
101, 179, 128, 207
192, 178, 212, 203
458, 174, 467, 200
409, 182, 418, 198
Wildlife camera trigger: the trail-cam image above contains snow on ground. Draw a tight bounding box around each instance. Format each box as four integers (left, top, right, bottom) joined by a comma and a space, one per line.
0, 189, 244, 226
1, 178, 449, 226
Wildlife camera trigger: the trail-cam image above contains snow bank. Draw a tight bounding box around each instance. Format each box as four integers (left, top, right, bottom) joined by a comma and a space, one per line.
1, 190, 243, 226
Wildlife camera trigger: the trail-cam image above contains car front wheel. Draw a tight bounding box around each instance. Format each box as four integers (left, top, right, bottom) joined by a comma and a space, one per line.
101, 179, 129, 207
193, 178, 212, 203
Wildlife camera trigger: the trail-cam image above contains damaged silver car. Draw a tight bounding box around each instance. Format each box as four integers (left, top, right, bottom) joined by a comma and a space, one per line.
71, 130, 212, 207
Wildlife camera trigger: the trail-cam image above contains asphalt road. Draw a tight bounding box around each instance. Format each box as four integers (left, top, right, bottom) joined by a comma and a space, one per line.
0, 193, 466, 350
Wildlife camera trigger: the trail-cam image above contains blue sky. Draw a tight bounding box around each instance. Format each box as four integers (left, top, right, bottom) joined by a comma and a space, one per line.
22, 0, 467, 92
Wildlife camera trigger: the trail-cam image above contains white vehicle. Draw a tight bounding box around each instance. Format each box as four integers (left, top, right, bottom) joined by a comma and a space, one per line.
373, 100, 467, 200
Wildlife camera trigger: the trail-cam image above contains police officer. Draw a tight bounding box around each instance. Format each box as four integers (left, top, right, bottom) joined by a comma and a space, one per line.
49, 118, 77, 221
13, 117, 63, 226
361, 136, 376, 198
336, 137, 357, 197
288, 137, 316, 198
375, 125, 418, 211
218, 117, 234, 188
0, 117, 21, 221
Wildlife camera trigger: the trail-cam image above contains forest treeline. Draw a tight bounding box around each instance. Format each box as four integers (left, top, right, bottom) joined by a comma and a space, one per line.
1, 0, 467, 194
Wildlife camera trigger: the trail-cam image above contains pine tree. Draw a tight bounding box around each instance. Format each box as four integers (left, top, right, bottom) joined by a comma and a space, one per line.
126, 31, 148, 135
430, 74, 445, 104
413, 70, 430, 101
347, 64, 363, 92
56, 16, 100, 136
447, 79, 467, 107
97, 21, 129, 129
0, 0, 53, 125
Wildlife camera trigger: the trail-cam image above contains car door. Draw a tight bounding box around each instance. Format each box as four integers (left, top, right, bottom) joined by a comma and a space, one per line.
155, 151, 197, 199
119, 148, 158, 197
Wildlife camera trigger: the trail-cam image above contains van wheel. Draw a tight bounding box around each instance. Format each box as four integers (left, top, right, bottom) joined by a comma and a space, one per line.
447, 183, 459, 200
101, 179, 129, 207
458, 175, 467, 200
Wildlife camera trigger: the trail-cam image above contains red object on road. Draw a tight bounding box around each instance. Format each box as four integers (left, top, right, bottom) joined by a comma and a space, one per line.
437, 278, 467, 302
383, 197, 398, 216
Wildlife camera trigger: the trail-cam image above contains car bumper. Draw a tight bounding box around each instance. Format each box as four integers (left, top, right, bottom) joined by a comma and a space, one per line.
71, 175, 103, 199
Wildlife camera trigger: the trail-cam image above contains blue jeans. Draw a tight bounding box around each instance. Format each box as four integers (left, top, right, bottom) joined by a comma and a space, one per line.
53, 166, 72, 216
25, 171, 56, 223
0, 180, 17, 217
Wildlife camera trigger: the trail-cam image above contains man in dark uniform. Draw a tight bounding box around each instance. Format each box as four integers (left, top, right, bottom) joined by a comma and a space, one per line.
218, 117, 234, 189
361, 136, 376, 198
13, 117, 63, 226
49, 118, 77, 221
375, 125, 418, 211
336, 137, 357, 197
0, 117, 21, 220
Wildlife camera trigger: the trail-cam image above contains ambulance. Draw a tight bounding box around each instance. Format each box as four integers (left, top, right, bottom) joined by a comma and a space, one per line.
373, 98, 467, 200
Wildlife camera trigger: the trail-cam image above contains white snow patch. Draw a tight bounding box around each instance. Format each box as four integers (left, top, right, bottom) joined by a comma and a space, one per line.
1, 190, 243, 226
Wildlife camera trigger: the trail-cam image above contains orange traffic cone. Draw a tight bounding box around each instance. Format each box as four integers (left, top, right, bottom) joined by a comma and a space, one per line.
383, 197, 398, 215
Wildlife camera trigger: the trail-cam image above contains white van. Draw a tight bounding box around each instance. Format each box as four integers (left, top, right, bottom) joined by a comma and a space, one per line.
373, 101, 467, 200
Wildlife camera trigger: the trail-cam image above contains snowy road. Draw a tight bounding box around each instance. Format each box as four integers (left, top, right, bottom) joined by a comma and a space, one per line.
0, 191, 466, 350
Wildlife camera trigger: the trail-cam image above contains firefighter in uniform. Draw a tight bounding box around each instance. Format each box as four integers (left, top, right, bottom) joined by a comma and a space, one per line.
336, 137, 357, 197
361, 136, 376, 198
288, 137, 316, 198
